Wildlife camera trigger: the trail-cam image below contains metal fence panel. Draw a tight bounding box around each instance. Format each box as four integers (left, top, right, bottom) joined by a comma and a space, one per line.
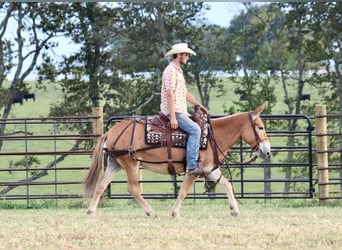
0, 113, 341, 206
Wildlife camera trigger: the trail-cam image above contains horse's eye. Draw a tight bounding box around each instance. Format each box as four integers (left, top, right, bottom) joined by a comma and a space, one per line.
259, 127, 264, 130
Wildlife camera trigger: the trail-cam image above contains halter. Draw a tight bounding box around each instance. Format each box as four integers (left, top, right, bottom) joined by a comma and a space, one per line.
248, 111, 264, 152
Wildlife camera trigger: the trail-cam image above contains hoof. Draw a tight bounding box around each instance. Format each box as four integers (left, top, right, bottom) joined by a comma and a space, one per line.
230, 210, 240, 217
146, 212, 158, 218
171, 211, 180, 218
87, 210, 96, 217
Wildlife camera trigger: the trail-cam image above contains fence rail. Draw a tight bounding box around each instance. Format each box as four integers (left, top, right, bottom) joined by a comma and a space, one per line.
0, 106, 341, 206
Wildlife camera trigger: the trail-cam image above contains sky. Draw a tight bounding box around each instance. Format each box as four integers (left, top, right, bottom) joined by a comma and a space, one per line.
56, 2, 246, 53
6, 2, 249, 80
205, 2, 245, 27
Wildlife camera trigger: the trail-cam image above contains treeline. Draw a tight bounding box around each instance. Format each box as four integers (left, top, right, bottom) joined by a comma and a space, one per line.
0, 2, 340, 117
0, 2, 341, 193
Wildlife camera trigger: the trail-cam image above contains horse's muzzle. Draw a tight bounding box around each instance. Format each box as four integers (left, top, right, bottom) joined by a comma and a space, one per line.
258, 141, 271, 159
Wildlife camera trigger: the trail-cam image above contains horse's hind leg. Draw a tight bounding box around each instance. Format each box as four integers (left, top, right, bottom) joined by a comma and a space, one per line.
208, 168, 240, 217
87, 156, 121, 215
123, 160, 157, 218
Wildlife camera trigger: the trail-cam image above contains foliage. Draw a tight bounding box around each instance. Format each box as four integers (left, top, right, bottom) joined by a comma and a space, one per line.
107, 2, 210, 115
224, 4, 282, 114
186, 24, 229, 109
9, 156, 41, 176
221, 2, 341, 193
0, 2, 67, 151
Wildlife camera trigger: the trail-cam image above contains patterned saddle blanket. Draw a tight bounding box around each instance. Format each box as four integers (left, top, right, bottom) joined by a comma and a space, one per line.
145, 110, 208, 150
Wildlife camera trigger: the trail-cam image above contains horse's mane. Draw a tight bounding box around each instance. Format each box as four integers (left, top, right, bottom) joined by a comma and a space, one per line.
213, 112, 247, 120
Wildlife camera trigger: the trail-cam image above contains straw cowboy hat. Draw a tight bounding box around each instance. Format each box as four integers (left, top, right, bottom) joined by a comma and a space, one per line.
165, 43, 196, 57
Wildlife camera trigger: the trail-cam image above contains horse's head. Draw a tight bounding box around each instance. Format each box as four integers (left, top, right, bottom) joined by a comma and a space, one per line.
241, 102, 271, 159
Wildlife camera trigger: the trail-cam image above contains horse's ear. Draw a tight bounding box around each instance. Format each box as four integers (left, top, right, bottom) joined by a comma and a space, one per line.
254, 101, 267, 116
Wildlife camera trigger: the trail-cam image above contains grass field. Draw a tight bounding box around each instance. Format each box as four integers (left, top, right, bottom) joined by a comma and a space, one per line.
0, 200, 341, 249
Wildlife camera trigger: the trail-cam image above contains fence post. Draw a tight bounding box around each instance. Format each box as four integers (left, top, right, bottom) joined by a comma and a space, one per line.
92, 107, 103, 146
92, 107, 108, 197
315, 105, 329, 205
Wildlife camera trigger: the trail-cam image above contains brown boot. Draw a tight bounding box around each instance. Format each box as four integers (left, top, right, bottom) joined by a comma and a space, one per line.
186, 166, 209, 177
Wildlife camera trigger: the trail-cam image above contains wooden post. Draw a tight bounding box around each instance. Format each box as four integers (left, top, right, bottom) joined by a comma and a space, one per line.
92, 107, 103, 146
315, 105, 329, 205
92, 107, 108, 196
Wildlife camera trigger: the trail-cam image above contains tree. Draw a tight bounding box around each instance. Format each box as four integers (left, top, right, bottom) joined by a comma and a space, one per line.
226, 3, 277, 114
107, 2, 207, 115
307, 2, 342, 190
38, 2, 122, 112
38, 2, 237, 118
186, 24, 232, 110
0, 2, 66, 151
0, 3, 77, 195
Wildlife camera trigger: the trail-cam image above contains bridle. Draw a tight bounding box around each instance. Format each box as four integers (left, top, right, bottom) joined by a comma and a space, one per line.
248, 112, 263, 153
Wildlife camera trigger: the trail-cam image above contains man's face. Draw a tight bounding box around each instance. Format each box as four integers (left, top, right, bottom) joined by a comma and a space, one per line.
178, 53, 190, 65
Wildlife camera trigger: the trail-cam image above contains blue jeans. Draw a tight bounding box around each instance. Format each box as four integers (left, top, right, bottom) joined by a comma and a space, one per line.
169, 113, 201, 169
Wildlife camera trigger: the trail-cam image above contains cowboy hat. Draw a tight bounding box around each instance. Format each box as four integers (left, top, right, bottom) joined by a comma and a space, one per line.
165, 43, 196, 57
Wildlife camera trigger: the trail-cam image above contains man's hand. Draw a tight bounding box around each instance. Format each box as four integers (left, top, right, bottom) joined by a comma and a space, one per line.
199, 104, 208, 114
170, 115, 178, 129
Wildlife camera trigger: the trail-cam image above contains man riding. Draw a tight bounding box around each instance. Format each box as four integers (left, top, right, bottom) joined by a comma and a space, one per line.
160, 43, 208, 177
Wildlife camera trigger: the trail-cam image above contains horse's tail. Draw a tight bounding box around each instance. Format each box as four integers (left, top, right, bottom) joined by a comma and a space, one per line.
82, 133, 108, 198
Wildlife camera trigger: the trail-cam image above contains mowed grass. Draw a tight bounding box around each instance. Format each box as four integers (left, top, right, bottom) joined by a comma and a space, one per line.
0, 200, 341, 250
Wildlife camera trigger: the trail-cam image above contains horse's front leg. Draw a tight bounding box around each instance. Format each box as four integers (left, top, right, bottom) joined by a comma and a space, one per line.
208, 168, 240, 217
171, 174, 197, 218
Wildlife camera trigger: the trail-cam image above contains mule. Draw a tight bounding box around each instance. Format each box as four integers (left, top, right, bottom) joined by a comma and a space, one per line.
83, 102, 271, 217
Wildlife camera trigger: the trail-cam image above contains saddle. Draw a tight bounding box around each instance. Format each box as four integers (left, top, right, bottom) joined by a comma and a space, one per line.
145, 106, 208, 175
146, 106, 208, 149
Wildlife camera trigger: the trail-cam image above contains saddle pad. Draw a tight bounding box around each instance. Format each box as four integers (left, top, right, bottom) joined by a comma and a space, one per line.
145, 117, 208, 149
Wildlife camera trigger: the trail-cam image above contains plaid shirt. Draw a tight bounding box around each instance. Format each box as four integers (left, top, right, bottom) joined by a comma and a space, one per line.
160, 62, 188, 115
